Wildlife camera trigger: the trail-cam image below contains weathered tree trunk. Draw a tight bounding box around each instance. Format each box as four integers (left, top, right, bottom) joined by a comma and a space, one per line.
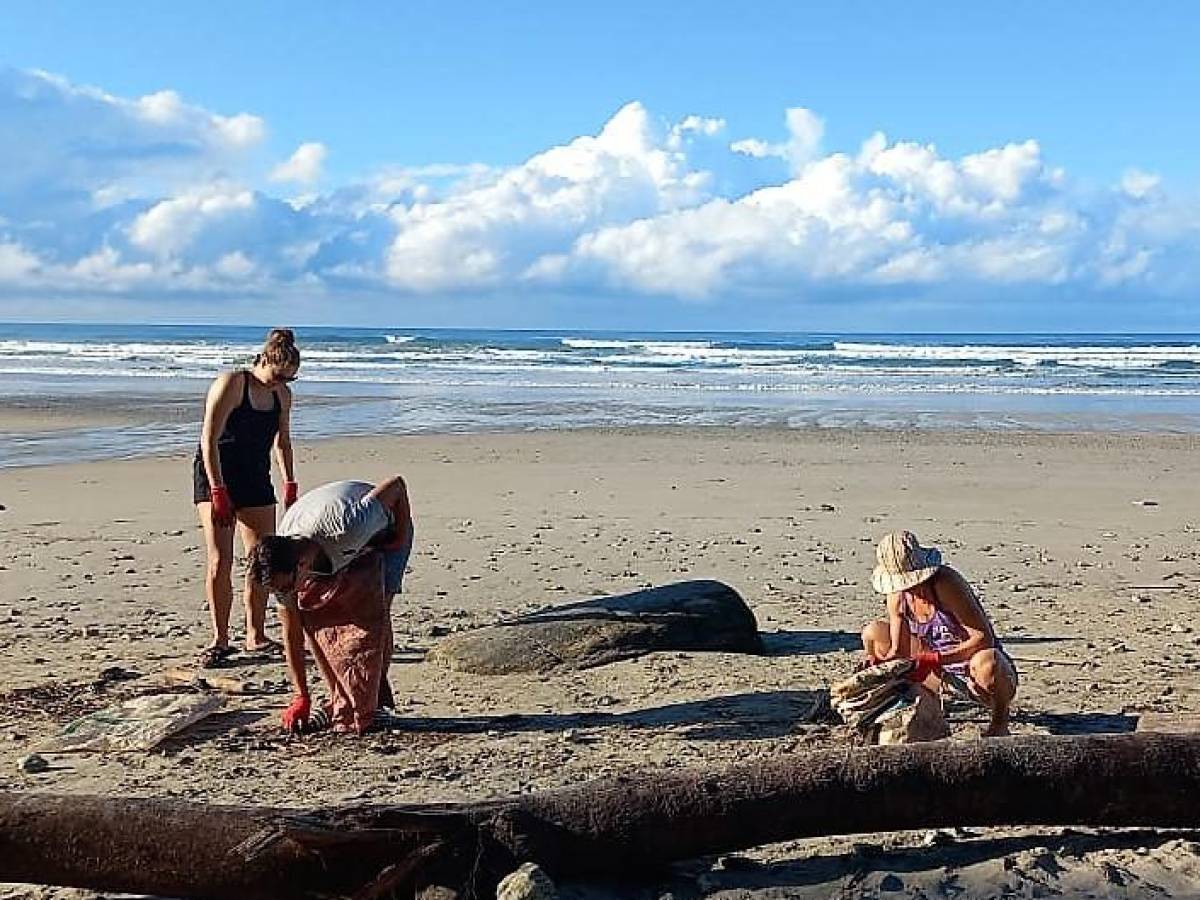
5, 733, 1200, 899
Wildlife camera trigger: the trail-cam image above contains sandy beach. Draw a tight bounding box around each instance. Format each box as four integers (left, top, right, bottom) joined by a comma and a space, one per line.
5, 1, 1200, 894
3, 424, 1200, 898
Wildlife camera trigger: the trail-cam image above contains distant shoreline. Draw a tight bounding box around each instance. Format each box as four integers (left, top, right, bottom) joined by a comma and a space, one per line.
4, 323, 1200, 466
3, 409, 1200, 471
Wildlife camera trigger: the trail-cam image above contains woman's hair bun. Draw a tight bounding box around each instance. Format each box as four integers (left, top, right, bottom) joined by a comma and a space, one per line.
257, 327, 301, 368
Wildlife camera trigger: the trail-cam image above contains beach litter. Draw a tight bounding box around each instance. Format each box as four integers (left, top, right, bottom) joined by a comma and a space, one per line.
832, 659, 949, 743
161, 666, 259, 695
830, 658, 990, 743
33, 692, 225, 753
16, 753, 48, 774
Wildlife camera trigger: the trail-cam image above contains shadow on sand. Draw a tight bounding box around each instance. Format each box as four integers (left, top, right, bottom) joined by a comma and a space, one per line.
686, 828, 1199, 892
1002, 635, 1084, 646
162, 709, 270, 750
761, 630, 863, 656
377, 689, 827, 741
1017, 711, 1139, 735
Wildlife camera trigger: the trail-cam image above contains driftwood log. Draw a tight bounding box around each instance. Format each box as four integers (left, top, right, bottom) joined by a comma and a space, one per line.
427, 579, 763, 674
5, 733, 1200, 898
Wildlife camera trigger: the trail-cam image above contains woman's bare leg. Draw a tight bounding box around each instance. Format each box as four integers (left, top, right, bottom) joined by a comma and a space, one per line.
235, 504, 277, 651
968, 648, 1018, 736
198, 502, 236, 650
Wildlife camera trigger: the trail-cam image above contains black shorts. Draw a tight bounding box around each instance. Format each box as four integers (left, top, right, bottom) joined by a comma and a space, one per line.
192, 450, 277, 509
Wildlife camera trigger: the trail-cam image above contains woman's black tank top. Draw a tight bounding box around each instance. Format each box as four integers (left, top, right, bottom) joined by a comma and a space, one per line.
214, 370, 281, 470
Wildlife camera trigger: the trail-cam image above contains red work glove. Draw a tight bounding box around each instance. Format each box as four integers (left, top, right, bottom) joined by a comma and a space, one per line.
907, 651, 942, 683
209, 485, 234, 527
281, 694, 311, 733
283, 480, 299, 509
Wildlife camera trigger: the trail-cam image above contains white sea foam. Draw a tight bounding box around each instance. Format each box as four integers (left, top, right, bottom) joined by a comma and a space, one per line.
561, 338, 724, 355
0, 365, 195, 379
832, 342, 1200, 369
560, 338, 643, 349
7, 336, 1198, 378
0, 339, 251, 362
3, 330, 1200, 463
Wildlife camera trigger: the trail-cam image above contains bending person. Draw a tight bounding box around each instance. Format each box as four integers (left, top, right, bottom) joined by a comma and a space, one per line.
861, 530, 1018, 736
248, 476, 413, 734
194, 328, 300, 667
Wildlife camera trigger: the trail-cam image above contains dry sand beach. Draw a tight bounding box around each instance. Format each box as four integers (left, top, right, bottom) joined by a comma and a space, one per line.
3, 425, 1200, 898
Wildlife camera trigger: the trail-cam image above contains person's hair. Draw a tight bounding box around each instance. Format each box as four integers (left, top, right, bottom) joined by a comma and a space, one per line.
254, 328, 300, 370
247, 535, 303, 585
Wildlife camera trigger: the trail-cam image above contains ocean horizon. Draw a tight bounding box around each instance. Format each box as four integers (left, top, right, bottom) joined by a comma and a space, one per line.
2, 321, 1199, 468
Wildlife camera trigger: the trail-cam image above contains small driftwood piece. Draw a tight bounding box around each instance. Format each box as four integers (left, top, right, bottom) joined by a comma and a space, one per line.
162, 667, 251, 695
5, 734, 1200, 898
1007, 655, 1088, 668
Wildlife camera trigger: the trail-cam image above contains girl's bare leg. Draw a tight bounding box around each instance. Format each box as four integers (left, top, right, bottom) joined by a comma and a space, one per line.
235, 504, 277, 650
198, 502, 236, 651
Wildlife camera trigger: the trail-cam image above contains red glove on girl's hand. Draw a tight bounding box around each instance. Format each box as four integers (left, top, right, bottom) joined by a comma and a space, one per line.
209, 485, 235, 527
283, 480, 299, 508
281, 694, 311, 732
907, 651, 942, 683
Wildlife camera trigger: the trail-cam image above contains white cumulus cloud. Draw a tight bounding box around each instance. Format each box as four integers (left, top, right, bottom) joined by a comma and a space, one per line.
270, 142, 328, 185
1121, 168, 1161, 200
1, 65, 1198, 315
551, 134, 1177, 298
0, 242, 40, 281
384, 101, 722, 291
732, 107, 825, 173
129, 185, 257, 257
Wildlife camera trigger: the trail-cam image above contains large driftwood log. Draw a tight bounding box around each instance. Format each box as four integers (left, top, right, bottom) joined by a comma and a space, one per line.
5, 733, 1200, 899
427, 579, 763, 674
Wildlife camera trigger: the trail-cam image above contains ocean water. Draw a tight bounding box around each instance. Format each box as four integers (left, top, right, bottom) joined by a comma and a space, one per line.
1, 322, 1199, 467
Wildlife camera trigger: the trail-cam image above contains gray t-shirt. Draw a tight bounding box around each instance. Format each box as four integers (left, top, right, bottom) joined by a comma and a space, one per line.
279, 480, 392, 575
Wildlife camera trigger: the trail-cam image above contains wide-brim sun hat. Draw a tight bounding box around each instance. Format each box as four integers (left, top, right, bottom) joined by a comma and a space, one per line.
871, 530, 942, 594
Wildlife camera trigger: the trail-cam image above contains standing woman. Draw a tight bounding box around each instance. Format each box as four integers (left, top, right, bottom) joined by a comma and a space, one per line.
194, 328, 300, 667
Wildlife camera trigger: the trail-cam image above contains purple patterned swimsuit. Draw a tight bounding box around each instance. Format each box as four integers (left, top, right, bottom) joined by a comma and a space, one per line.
901, 590, 973, 677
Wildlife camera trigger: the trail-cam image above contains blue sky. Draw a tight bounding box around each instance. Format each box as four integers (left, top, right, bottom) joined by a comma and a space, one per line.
1, 2, 1198, 329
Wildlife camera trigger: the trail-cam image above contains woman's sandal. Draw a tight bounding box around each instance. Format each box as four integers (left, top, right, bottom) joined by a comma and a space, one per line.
244, 637, 284, 658
199, 644, 238, 669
